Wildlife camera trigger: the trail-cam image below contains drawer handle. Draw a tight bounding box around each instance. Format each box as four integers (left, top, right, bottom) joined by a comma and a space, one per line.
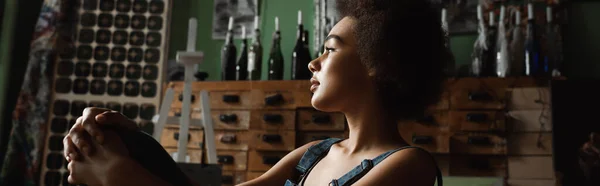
217, 155, 234, 164
311, 114, 331, 124
262, 156, 281, 165
263, 114, 283, 123
468, 92, 492, 101
178, 94, 196, 103
412, 135, 433, 144
466, 113, 488, 123
311, 135, 331, 141
468, 159, 491, 170
265, 94, 284, 106
219, 114, 238, 123
416, 115, 435, 125
222, 95, 240, 103
173, 133, 191, 142
467, 136, 492, 146
220, 134, 237, 144
262, 134, 282, 143
222, 175, 234, 184
174, 112, 182, 117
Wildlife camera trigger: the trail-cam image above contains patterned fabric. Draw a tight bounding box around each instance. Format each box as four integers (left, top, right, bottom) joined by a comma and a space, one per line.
0, 0, 60, 185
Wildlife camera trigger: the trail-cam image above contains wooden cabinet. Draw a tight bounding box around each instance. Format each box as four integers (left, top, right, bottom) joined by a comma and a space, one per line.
450, 134, 507, 155
248, 150, 290, 172
209, 91, 253, 109
249, 110, 296, 130
249, 130, 296, 151
296, 109, 345, 131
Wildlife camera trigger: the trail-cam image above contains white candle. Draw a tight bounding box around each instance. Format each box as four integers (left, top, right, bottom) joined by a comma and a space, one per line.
528, 3, 534, 20
477, 5, 483, 20
254, 16, 259, 30
186, 18, 197, 52
441, 8, 447, 23
227, 16, 234, 31
516, 10, 521, 25
500, 6, 506, 23
242, 25, 246, 39
298, 10, 303, 25
489, 11, 495, 26
275, 16, 279, 31
547, 6, 553, 22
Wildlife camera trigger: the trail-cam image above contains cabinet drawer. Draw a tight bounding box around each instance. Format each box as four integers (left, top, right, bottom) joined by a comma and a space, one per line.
398, 111, 450, 132
164, 148, 203, 163
222, 171, 247, 186
507, 179, 556, 186
217, 150, 248, 171
210, 91, 252, 109
250, 131, 296, 151
508, 156, 555, 179
212, 110, 250, 130
449, 111, 506, 132
434, 155, 450, 176
399, 129, 450, 153
251, 90, 296, 109
246, 172, 264, 181
449, 78, 508, 109
160, 127, 204, 149
248, 150, 289, 171
508, 133, 553, 155
297, 132, 346, 146
450, 134, 507, 155
214, 130, 250, 151
449, 155, 507, 177
170, 91, 202, 110
250, 110, 296, 130
295, 91, 313, 108
430, 90, 450, 110
507, 88, 550, 110
507, 110, 552, 132
297, 109, 345, 131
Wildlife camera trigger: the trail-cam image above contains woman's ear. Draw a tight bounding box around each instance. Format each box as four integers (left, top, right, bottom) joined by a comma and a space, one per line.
368, 68, 377, 77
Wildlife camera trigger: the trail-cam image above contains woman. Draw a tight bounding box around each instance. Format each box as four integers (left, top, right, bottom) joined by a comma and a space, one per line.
63, 0, 451, 185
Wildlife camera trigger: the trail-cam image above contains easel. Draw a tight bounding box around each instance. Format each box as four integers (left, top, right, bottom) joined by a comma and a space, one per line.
153, 18, 218, 165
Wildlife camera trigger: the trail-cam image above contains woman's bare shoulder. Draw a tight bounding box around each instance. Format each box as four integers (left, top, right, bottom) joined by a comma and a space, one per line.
352, 148, 437, 186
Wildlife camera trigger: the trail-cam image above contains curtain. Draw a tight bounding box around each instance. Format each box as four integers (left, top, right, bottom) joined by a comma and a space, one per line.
0, 0, 60, 185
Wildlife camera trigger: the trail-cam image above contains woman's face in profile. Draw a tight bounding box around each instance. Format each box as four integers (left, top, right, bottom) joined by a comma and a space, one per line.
308, 17, 374, 112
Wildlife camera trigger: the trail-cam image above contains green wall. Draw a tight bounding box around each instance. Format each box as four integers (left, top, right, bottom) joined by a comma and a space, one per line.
0, 0, 17, 126
169, 0, 315, 81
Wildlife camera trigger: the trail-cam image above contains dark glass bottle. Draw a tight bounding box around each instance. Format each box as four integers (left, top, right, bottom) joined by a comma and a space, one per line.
248, 16, 263, 80
268, 17, 284, 80
221, 17, 237, 80
292, 11, 312, 80
236, 26, 249, 80
484, 11, 498, 77
525, 3, 541, 76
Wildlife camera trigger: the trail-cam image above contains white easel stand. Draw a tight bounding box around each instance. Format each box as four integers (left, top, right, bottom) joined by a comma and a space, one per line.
152, 18, 218, 165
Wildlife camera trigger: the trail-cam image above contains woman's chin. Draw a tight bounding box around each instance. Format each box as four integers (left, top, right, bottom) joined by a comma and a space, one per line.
310, 94, 335, 112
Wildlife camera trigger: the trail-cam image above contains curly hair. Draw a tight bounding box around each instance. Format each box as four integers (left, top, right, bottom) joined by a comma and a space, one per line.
336, 0, 452, 121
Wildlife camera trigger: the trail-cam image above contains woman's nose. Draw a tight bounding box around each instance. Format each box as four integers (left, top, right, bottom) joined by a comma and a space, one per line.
308, 58, 319, 73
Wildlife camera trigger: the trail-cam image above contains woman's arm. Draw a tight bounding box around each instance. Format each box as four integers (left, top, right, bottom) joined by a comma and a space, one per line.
237, 141, 322, 186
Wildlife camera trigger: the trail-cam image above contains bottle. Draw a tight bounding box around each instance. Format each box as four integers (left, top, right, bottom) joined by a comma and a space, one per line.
471, 5, 486, 77
510, 10, 526, 76
268, 17, 284, 80
525, 3, 541, 76
545, 6, 563, 77
303, 30, 311, 58
248, 16, 263, 80
496, 6, 509, 77
221, 17, 237, 80
292, 11, 312, 80
236, 25, 249, 80
441, 8, 455, 77
484, 11, 498, 77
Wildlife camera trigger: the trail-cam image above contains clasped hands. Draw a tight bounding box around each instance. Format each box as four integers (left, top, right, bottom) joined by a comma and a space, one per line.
62, 107, 141, 186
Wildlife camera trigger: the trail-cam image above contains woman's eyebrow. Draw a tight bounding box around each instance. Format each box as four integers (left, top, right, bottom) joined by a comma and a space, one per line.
324, 35, 344, 44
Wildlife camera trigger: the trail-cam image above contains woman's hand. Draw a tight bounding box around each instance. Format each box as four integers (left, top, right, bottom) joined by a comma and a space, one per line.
63, 107, 139, 161
67, 129, 131, 185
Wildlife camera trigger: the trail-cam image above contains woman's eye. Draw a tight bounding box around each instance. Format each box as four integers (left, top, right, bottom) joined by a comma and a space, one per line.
325, 47, 335, 53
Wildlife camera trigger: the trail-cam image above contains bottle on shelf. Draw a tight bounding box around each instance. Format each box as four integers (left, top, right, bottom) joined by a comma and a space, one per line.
471, 5, 486, 77
236, 25, 249, 80
510, 9, 526, 76
248, 16, 263, 80
496, 6, 509, 77
221, 17, 237, 80
268, 17, 284, 80
441, 8, 455, 77
525, 3, 541, 76
484, 11, 498, 77
545, 6, 563, 77
303, 30, 311, 59
292, 11, 312, 80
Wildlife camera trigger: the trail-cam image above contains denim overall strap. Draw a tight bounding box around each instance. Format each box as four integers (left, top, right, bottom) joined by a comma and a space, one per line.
295, 138, 344, 173
329, 146, 443, 186
284, 138, 344, 186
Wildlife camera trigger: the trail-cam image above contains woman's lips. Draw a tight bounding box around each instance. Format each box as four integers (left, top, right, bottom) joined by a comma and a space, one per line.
310, 78, 320, 92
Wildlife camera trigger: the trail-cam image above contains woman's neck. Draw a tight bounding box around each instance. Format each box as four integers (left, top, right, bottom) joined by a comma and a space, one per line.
342, 98, 406, 154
